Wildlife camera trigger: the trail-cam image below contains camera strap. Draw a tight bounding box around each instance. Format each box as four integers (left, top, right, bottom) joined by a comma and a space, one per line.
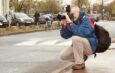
79, 16, 85, 24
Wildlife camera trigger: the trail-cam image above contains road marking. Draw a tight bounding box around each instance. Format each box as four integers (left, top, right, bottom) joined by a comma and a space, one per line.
37, 40, 59, 46
14, 38, 115, 48
57, 40, 72, 46
15, 39, 41, 46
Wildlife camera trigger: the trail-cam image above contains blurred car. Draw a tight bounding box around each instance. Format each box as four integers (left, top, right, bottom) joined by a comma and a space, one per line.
88, 14, 100, 22
45, 14, 53, 21
39, 14, 46, 24
11, 12, 34, 26
39, 13, 53, 24
0, 15, 8, 27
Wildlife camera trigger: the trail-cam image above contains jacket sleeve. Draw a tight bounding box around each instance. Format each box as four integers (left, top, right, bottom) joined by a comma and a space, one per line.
70, 17, 94, 37
60, 24, 73, 39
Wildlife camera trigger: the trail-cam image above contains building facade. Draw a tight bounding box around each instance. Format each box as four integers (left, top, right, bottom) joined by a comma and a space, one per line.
0, 0, 10, 15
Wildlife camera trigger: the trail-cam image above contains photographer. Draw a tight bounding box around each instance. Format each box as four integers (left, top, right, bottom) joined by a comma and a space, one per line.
59, 6, 98, 70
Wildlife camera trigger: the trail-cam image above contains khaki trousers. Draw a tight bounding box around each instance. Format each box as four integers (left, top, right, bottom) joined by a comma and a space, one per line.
60, 36, 93, 64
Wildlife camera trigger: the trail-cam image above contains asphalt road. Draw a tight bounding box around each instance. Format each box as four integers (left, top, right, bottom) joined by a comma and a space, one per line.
0, 21, 115, 73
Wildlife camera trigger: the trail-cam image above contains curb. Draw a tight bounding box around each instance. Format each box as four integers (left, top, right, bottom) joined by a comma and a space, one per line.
0, 28, 59, 37
0, 30, 43, 37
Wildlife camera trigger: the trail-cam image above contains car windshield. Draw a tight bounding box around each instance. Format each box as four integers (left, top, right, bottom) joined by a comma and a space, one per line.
15, 13, 29, 18
0, 15, 6, 20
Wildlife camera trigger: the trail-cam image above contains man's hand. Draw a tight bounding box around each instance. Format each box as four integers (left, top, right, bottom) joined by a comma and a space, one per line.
61, 13, 68, 16
61, 13, 73, 25
60, 19, 67, 27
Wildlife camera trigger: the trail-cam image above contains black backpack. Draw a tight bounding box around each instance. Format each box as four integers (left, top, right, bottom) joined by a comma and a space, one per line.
94, 24, 111, 53
88, 17, 111, 53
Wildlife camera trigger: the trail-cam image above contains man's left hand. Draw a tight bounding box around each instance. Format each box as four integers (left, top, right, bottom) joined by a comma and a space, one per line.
61, 12, 68, 16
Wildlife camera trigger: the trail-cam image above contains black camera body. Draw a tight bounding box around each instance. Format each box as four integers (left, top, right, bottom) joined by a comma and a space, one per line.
57, 5, 73, 21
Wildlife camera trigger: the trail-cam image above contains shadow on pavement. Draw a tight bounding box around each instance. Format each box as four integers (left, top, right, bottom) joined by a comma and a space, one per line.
60, 50, 115, 73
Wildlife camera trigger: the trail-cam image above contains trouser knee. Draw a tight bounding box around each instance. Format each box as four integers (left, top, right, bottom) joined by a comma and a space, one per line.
59, 52, 67, 60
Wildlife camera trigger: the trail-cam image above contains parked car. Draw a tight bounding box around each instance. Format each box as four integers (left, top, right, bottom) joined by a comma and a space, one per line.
39, 13, 53, 24
39, 14, 46, 24
11, 12, 34, 26
0, 15, 8, 27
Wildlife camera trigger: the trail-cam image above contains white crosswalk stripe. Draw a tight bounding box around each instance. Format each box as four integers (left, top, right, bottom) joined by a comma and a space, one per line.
14, 39, 71, 46
56, 40, 72, 46
37, 40, 59, 46
15, 39, 41, 46
14, 38, 115, 48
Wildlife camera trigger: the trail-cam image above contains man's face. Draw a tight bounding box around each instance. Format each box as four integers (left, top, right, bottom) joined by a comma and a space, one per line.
70, 7, 79, 21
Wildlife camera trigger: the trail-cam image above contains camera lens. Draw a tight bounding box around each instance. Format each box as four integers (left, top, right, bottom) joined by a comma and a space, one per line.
57, 14, 66, 21
66, 5, 70, 12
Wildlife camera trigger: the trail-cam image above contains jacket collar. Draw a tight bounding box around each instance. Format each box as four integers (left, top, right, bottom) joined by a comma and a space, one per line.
74, 11, 85, 24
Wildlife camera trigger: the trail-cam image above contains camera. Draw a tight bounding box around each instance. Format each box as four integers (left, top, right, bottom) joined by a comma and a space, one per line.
57, 5, 73, 21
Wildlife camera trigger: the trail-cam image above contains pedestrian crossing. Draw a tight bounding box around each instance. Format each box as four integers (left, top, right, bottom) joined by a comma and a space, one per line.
14, 38, 115, 48
15, 39, 42, 46
57, 41, 72, 46
37, 40, 59, 46
14, 38, 72, 47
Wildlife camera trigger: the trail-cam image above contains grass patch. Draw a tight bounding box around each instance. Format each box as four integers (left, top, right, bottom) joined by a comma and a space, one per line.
0, 23, 60, 36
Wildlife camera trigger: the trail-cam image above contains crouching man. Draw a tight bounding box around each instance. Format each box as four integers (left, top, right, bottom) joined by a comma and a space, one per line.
59, 6, 98, 70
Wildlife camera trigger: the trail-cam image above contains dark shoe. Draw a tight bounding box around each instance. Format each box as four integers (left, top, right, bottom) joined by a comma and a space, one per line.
84, 55, 88, 61
72, 63, 85, 70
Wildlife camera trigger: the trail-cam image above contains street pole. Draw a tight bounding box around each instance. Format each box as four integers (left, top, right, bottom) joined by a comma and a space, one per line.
102, 0, 104, 20
49, 0, 50, 13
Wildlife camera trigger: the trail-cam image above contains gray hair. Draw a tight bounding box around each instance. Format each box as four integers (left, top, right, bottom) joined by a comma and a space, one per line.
71, 5, 80, 12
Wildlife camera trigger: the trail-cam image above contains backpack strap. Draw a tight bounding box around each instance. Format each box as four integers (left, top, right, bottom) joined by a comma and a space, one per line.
94, 53, 97, 58
88, 17, 98, 58
88, 17, 95, 29
79, 16, 95, 29
79, 16, 85, 24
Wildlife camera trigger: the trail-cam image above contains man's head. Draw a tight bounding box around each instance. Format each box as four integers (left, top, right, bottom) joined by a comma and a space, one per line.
70, 6, 80, 21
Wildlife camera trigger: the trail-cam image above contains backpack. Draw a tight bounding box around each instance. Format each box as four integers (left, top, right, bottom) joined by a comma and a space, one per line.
88, 17, 111, 53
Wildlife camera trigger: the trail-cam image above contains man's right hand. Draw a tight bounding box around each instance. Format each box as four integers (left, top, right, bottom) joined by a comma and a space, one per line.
60, 19, 67, 26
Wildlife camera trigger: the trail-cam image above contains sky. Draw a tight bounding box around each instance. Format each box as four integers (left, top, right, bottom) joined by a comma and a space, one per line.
18, 0, 114, 5
88, 0, 113, 5
63, 0, 72, 5
62, 0, 113, 5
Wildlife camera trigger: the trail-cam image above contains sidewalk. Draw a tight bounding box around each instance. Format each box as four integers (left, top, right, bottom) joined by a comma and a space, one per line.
53, 49, 115, 73
110, 38, 115, 49
112, 38, 115, 43
53, 38, 115, 73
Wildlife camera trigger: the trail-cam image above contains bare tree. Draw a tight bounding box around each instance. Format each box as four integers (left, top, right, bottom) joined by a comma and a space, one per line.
72, 0, 90, 13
